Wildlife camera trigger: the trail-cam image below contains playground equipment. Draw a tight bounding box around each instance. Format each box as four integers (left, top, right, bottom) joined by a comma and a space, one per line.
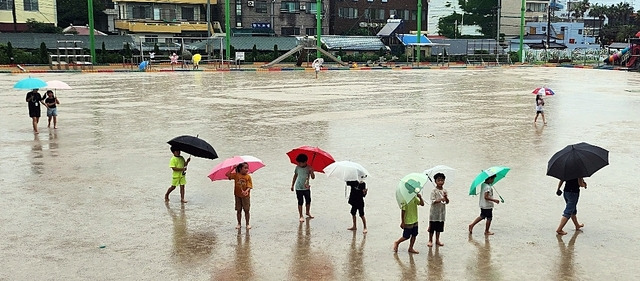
49, 40, 93, 70
262, 36, 348, 68
603, 33, 640, 70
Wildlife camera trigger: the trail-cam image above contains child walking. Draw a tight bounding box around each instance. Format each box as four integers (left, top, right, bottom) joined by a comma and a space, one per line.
534, 95, 546, 124
165, 147, 190, 203
428, 173, 449, 247
291, 154, 315, 222
393, 193, 425, 254
44, 90, 60, 129
469, 175, 500, 235
226, 162, 253, 229
346, 180, 368, 233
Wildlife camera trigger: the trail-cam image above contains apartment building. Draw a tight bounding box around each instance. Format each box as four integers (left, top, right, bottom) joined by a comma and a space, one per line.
0, 0, 57, 32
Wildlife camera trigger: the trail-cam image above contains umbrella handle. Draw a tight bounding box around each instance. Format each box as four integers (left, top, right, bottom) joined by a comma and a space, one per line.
493, 186, 505, 203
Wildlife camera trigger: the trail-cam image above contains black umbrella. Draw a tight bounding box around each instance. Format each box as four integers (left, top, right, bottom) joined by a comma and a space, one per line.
167, 135, 218, 160
546, 142, 609, 181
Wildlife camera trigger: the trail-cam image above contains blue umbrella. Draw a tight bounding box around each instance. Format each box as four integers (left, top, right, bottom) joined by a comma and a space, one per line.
139, 61, 149, 71
14, 77, 47, 90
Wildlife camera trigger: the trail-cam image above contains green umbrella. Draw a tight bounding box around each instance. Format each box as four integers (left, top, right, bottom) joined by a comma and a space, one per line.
396, 173, 429, 209
469, 166, 510, 197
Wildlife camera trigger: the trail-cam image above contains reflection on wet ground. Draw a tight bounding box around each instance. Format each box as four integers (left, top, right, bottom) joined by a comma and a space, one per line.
1, 68, 640, 280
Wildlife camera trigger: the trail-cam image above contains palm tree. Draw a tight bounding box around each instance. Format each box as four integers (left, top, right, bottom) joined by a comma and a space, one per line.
570, 0, 590, 19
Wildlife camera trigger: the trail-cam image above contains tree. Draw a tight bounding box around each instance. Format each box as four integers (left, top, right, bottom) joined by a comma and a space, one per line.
438, 12, 463, 38
440, 0, 498, 38
26, 19, 62, 33
100, 42, 107, 63
273, 44, 279, 60
6, 42, 14, 62
39, 42, 48, 64
123, 43, 132, 58
569, 0, 590, 19
56, 0, 107, 27
251, 44, 258, 62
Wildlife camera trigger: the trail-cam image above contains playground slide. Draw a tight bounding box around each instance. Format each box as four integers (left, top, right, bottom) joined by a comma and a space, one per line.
604, 46, 630, 64
626, 45, 640, 68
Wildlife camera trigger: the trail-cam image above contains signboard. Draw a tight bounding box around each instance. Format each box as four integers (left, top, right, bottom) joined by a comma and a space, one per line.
236, 52, 245, 61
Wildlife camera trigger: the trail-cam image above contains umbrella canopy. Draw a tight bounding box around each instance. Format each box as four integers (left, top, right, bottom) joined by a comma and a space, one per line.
469, 166, 510, 196
396, 173, 429, 209
286, 146, 335, 173
193, 54, 202, 63
323, 161, 369, 182
139, 61, 149, 70
208, 155, 265, 181
547, 142, 609, 181
46, 80, 72, 90
424, 165, 456, 185
14, 77, 47, 90
532, 87, 555, 96
167, 135, 218, 160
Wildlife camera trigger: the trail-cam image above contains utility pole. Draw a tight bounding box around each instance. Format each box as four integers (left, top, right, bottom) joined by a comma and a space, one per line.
417, 0, 422, 65
496, 0, 501, 43
519, 0, 525, 62
225, 0, 231, 60
316, 0, 322, 58
88, 0, 96, 64
11, 0, 17, 32
547, 1, 551, 49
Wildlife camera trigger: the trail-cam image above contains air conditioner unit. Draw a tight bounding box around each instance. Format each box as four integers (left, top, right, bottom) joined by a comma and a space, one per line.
247, 1, 254, 7
359, 22, 367, 28
372, 23, 379, 28
300, 4, 306, 10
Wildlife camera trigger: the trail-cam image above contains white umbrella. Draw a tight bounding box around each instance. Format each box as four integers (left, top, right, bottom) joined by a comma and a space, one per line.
424, 165, 456, 186
323, 161, 369, 182
46, 80, 72, 90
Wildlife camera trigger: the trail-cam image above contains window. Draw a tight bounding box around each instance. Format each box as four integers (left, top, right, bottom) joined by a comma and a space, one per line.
23, 0, 37, 11
182, 7, 194, 21
145, 36, 158, 43
560, 26, 565, 32
542, 26, 546, 32
306, 27, 316, 36
131, 5, 152, 19
0, 0, 13, 10
578, 29, 582, 35
236, 0, 242, 27
281, 1, 297, 13
401, 9, 410, 20
256, 1, 267, 13
338, 7, 357, 19
308, 2, 317, 14
281, 27, 300, 36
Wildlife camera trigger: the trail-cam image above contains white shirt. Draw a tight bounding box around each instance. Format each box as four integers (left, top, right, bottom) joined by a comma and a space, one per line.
479, 183, 494, 209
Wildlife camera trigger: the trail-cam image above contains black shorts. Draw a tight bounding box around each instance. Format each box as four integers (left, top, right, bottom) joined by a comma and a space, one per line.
428, 221, 444, 233
296, 189, 311, 205
480, 208, 493, 220
536, 110, 543, 114
350, 204, 365, 217
402, 223, 419, 239
29, 107, 41, 118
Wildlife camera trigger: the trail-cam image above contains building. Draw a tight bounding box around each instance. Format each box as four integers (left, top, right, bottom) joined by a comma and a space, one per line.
224, 0, 326, 36
500, 0, 521, 38
112, 0, 217, 43
330, 0, 427, 36
515, 21, 597, 50
0, 0, 57, 32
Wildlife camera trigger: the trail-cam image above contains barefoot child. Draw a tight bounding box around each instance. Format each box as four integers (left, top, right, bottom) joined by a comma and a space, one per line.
346, 180, 368, 233
555, 178, 586, 235
393, 193, 425, 254
428, 173, 449, 247
469, 175, 500, 235
44, 90, 60, 129
291, 154, 315, 222
165, 147, 190, 203
534, 95, 546, 124
226, 162, 253, 229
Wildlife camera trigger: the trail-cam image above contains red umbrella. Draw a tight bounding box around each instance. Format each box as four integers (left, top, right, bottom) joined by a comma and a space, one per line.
286, 146, 335, 173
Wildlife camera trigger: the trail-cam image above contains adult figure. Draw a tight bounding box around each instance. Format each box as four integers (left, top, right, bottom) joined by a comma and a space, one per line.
26, 88, 45, 133
555, 178, 587, 235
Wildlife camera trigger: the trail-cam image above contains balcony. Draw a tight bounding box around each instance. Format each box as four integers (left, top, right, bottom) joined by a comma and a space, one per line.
115, 20, 208, 33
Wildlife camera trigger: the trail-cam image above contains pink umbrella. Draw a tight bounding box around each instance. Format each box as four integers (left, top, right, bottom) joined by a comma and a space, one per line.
532, 87, 555, 96
208, 155, 265, 181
